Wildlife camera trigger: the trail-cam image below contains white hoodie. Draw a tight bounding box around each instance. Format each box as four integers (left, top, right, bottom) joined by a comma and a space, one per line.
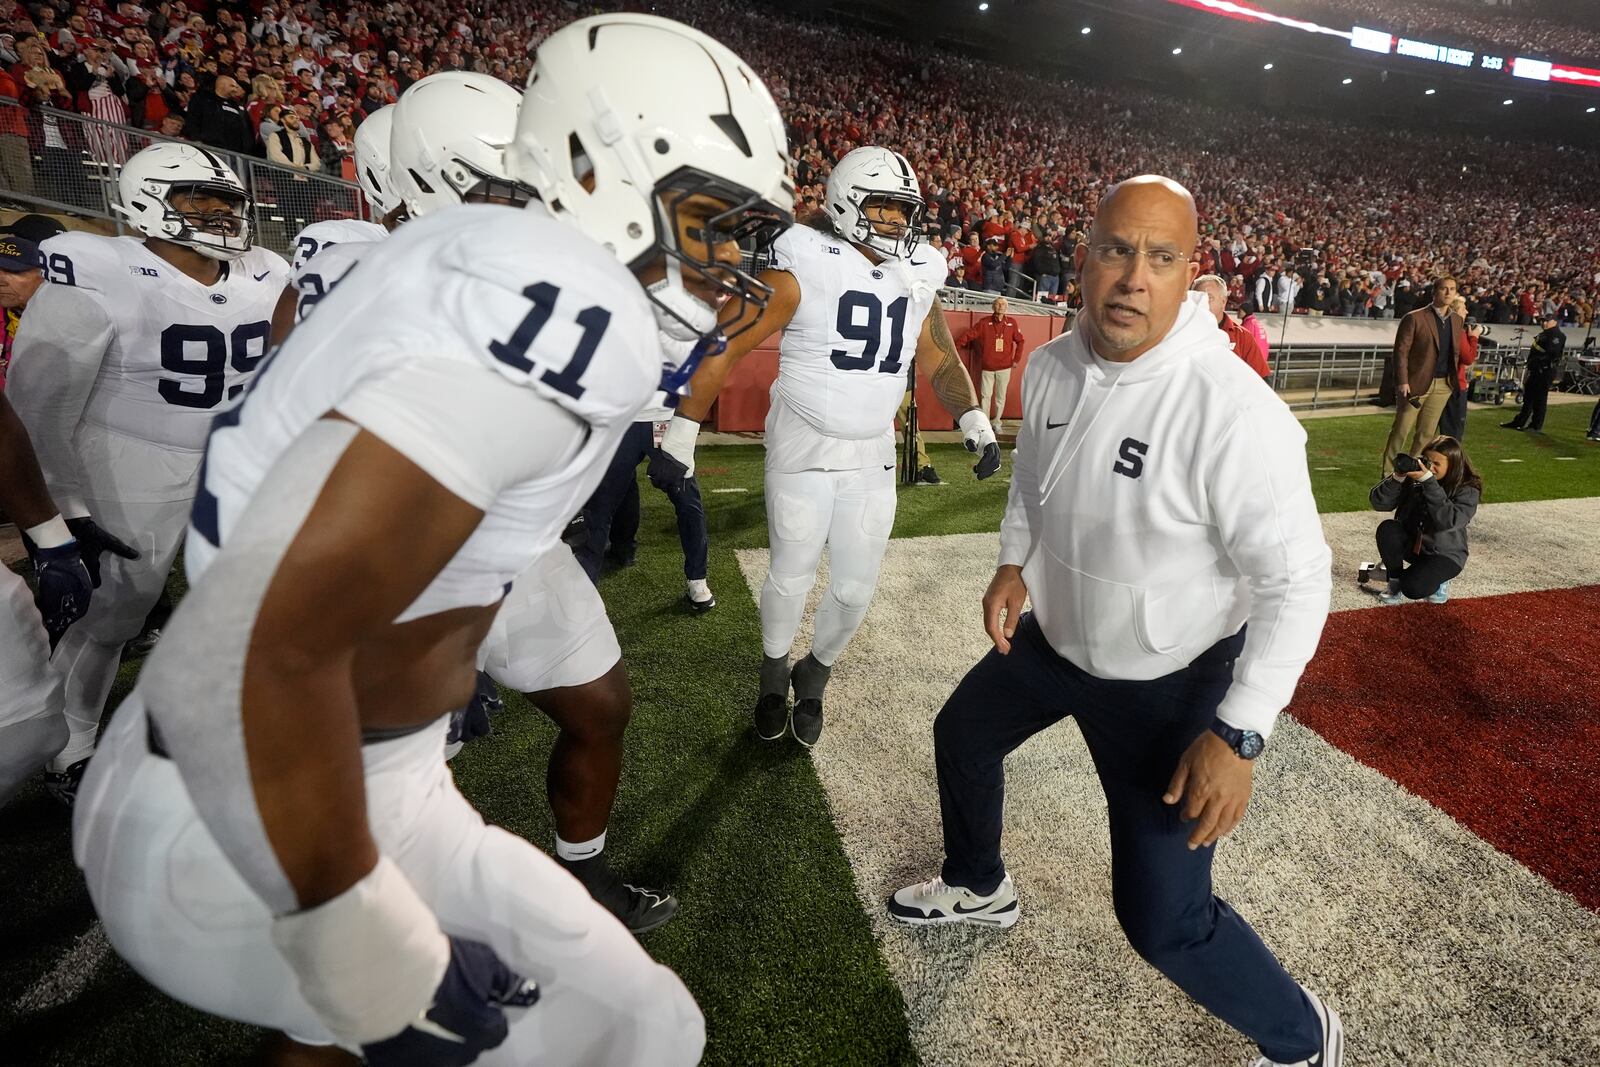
998, 291, 1331, 738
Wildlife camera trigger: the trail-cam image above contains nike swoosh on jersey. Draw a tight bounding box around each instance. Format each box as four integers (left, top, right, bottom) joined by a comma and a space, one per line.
253, 271, 271, 281
1046, 419, 1070, 429
410, 1014, 467, 1043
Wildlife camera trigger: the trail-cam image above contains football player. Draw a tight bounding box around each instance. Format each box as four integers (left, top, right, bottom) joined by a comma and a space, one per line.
654, 146, 1001, 747
285, 70, 678, 932
270, 103, 404, 342
8, 142, 290, 803
71, 14, 790, 1065
0, 391, 106, 805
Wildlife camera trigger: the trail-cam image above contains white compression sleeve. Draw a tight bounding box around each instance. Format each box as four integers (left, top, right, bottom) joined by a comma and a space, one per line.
6, 285, 115, 518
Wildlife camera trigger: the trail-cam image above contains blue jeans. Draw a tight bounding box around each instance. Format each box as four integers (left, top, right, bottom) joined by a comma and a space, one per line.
576, 420, 709, 583
1036, 273, 1060, 297
933, 613, 1321, 1062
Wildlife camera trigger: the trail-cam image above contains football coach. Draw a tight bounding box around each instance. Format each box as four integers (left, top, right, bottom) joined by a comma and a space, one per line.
889, 176, 1341, 1067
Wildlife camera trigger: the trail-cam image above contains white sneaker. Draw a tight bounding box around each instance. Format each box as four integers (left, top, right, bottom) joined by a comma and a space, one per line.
685, 578, 715, 614
1248, 985, 1343, 1067
886, 874, 1019, 928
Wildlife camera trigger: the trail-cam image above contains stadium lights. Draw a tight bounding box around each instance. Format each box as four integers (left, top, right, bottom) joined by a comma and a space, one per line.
1425, 88, 1437, 95
1503, 98, 1513, 105
977, 2, 988, 10
1172, 47, 1183, 55
1590, 106, 1598, 113
1263, 62, 1274, 70
1081, 27, 1092, 35
1342, 77, 1353, 84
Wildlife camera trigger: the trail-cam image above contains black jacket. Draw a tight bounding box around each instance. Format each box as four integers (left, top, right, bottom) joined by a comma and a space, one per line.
1528, 326, 1566, 375
183, 89, 255, 155
1369, 474, 1479, 568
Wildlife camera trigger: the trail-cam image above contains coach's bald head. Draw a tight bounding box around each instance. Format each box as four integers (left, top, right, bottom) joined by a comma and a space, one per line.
1074, 175, 1201, 362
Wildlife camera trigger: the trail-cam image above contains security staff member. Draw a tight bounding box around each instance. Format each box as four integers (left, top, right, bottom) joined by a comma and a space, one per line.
1501, 316, 1565, 433
888, 177, 1341, 1067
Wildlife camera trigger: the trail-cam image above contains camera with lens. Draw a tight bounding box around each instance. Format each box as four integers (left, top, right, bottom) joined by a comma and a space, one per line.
1393, 452, 1424, 475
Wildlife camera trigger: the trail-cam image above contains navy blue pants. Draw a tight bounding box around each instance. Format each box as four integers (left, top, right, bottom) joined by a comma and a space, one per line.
934, 613, 1321, 1062
576, 420, 708, 584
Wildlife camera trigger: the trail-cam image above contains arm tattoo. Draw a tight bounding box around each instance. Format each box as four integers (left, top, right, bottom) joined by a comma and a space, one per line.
927, 304, 978, 415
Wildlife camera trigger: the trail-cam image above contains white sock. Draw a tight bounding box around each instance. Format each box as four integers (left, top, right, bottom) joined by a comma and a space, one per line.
687, 578, 712, 603
555, 831, 606, 862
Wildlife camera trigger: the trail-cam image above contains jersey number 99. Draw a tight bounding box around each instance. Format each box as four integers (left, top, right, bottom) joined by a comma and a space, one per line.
159, 321, 273, 408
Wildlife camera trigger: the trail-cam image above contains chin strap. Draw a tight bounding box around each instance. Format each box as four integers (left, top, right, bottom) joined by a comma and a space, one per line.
660, 331, 727, 397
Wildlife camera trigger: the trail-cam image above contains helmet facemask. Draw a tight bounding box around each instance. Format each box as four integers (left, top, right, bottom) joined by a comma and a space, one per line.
641, 167, 791, 393
156, 181, 253, 260
849, 191, 925, 261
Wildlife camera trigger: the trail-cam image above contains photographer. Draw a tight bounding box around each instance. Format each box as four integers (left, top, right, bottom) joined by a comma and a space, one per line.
1500, 315, 1564, 433
1440, 294, 1483, 441
1370, 436, 1481, 605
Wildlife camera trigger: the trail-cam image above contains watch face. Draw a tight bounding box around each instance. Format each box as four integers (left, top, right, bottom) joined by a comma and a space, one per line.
1239, 731, 1265, 760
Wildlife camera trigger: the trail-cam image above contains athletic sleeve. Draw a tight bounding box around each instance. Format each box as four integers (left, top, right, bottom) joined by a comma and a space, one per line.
1205, 400, 1333, 738
335, 356, 587, 510
998, 357, 1044, 569
5, 283, 116, 517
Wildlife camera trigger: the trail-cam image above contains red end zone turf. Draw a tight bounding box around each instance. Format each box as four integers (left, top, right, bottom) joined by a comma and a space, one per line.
1290, 585, 1600, 910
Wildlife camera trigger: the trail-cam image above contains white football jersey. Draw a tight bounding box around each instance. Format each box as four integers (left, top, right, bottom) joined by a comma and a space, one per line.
766, 224, 946, 472
36, 232, 290, 451
291, 238, 379, 323
289, 218, 387, 271
186, 203, 661, 622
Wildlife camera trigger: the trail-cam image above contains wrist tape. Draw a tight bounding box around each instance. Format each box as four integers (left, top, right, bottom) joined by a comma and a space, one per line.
270, 856, 450, 1046
25, 514, 73, 550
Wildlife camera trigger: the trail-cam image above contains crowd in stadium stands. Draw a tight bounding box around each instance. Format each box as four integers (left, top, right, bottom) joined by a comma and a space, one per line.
1265, 0, 1600, 66
0, 0, 1597, 324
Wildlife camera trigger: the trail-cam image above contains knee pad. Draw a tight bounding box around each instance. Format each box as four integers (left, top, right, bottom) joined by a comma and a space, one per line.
827, 577, 877, 613
764, 568, 818, 601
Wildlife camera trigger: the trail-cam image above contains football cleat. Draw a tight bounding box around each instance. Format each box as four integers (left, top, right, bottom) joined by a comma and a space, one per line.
1247, 985, 1344, 1067
753, 693, 789, 741
790, 697, 823, 747
887, 874, 1019, 928
916, 465, 942, 485
44, 758, 90, 807
558, 854, 678, 934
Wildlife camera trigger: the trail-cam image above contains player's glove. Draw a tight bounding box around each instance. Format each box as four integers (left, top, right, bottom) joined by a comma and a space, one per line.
362, 937, 540, 1067
32, 539, 93, 649
64, 517, 140, 587
647, 414, 700, 492
958, 409, 1002, 480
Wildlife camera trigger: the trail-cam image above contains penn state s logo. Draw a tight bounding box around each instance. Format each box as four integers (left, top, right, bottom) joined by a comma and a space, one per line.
1113, 437, 1149, 479
210, 293, 227, 305
871, 269, 883, 279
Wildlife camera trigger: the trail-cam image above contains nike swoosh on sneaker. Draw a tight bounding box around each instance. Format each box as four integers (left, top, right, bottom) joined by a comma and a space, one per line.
952, 899, 1000, 914
411, 1014, 467, 1043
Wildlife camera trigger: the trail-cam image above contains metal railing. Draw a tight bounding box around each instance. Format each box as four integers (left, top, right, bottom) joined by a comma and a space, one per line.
0, 102, 370, 255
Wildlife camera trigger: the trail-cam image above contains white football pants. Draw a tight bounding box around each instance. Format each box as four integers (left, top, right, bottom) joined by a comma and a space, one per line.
74, 696, 705, 1064
50, 422, 200, 770
761, 465, 896, 667
0, 566, 67, 803
478, 545, 620, 695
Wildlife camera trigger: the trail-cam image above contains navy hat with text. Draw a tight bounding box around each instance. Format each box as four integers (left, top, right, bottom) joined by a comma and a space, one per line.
0, 235, 43, 273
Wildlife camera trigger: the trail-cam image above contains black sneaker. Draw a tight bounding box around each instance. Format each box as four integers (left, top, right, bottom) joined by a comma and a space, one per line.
605, 546, 637, 569
1500, 421, 1523, 430
916, 465, 942, 485
43, 758, 90, 807
753, 692, 789, 740
558, 854, 678, 934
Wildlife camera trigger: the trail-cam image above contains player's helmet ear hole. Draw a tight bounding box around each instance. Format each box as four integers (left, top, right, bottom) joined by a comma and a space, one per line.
568, 132, 594, 189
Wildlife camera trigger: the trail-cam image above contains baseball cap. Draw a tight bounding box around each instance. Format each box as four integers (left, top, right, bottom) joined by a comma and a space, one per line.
0, 236, 43, 272
0, 213, 65, 243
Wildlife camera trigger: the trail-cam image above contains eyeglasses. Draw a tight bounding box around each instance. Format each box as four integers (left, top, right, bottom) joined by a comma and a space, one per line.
1088, 243, 1187, 275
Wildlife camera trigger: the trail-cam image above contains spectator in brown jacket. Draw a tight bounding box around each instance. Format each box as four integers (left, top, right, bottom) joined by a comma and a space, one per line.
1382, 277, 1463, 475
960, 296, 1026, 426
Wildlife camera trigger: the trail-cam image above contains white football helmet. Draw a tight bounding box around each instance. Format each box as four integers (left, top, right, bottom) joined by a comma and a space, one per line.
825, 146, 925, 260
389, 72, 525, 220
114, 142, 252, 260
353, 103, 401, 219
507, 13, 794, 377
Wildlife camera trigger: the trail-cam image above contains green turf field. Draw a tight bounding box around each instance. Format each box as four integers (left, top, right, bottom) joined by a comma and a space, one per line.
2, 402, 1595, 1065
